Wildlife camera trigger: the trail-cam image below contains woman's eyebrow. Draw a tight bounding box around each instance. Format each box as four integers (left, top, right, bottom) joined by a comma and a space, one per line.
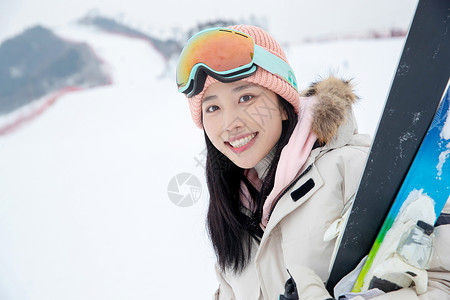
202, 95, 217, 103
232, 84, 255, 93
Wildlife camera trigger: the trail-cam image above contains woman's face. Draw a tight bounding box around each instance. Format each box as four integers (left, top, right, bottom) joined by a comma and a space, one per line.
202, 81, 287, 169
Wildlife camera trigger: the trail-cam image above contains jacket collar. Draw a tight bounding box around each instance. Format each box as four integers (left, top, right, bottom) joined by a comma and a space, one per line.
257, 113, 360, 250
259, 77, 360, 225
257, 76, 361, 239
257, 162, 325, 251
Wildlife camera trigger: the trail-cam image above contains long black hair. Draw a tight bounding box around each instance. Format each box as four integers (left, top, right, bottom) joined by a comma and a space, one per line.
204, 96, 298, 273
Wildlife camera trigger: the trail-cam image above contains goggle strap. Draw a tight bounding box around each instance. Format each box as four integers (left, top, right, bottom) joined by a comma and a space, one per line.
253, 45, 298, 91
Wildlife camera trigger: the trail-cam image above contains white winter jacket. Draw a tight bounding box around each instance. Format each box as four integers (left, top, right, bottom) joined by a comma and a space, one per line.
213, 78, 450, 300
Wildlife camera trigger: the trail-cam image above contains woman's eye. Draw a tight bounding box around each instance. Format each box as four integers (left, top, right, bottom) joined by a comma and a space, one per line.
239, 95, 253, 103
206, 105, 219, 113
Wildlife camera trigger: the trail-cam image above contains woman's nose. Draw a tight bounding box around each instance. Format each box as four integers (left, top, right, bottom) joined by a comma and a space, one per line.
223, 108, 246, 132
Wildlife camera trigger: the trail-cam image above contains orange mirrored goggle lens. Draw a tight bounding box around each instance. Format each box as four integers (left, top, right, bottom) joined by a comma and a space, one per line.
176, 29, 255, 89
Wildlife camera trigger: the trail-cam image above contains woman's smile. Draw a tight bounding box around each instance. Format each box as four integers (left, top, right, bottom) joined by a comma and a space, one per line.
226, 132, 258, 153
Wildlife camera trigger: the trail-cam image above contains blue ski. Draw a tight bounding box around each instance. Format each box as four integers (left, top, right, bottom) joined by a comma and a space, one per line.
353, 80, 450, 293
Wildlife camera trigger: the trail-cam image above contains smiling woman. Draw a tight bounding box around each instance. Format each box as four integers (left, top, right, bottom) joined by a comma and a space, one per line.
176, 25, 371, 300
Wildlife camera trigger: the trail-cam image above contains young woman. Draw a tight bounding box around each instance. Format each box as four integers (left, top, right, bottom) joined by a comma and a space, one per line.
176, 25, 450, 300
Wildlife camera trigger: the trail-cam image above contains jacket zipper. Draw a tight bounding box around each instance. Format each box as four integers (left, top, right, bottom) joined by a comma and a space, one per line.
266, 164, 313, 222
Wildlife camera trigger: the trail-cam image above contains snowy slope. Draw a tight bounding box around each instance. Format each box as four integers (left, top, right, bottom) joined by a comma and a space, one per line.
286, 37, 404, 136
0, 24, 404, 299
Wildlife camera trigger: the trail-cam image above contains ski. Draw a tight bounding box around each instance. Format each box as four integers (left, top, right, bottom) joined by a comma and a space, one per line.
326, 0, 450, 296
352, 81, 450, 293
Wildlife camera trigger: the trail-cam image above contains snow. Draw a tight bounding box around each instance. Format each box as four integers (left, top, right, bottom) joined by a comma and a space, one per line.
437, 144, 450, 179
286, 37, 404, 136
0, 23, 405, 299
437, 88, 450, 178
395, 189, 436, 226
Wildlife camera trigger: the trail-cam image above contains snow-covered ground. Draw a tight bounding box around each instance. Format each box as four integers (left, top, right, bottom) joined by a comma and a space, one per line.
0, 23, 405, 299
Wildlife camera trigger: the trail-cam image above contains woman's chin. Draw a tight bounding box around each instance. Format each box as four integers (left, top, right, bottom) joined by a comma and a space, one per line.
227, 155, 259, 169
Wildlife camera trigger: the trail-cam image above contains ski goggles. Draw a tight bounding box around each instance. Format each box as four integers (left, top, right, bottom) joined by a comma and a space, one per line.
176, 27, 298, 97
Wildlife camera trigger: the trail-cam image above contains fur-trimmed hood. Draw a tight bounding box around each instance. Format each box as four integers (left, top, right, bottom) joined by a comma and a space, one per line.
300, 77, 358, 145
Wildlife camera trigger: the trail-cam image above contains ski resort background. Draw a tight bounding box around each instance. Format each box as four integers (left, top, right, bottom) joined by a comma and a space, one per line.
0, 0, 426, 299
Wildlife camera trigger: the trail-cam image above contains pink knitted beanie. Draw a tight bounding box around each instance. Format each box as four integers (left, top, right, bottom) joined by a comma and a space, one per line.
186, 25, 300, 128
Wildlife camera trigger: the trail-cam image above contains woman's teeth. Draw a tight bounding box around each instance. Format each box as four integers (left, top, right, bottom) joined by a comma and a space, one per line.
229, 133, 256, 148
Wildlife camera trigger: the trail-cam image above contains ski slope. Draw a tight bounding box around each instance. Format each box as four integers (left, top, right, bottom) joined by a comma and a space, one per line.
0, 24, 404, 299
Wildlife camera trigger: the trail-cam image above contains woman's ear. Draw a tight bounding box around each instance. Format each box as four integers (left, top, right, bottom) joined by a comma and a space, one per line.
281, 107, 288, 121
277, 95, 289, 121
